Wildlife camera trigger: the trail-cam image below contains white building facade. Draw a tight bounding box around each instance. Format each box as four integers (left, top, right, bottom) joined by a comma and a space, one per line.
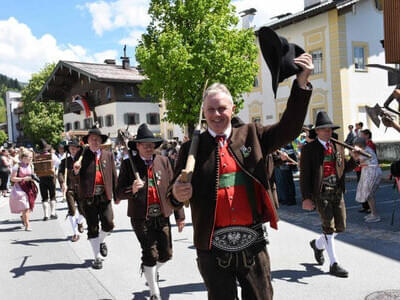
242, 0, 396, 145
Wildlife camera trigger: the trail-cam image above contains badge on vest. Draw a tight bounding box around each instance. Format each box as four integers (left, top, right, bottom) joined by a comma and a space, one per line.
155, 171, 161, 185
240, 145, 252, 158
102, 160, 107, 169
335, 152, 343, 167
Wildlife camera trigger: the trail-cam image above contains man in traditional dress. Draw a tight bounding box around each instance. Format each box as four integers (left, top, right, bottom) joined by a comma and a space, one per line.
73, 127, 117, 269
169, 38, 313, 298
116, 124, 185, 300
300, 111, 359, 278
58, 138, 85, 242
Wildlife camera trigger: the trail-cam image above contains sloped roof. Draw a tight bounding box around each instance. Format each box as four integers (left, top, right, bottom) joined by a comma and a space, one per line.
62, 61, 145, 82
36, 60, 145, 101
259, 0, 359, 30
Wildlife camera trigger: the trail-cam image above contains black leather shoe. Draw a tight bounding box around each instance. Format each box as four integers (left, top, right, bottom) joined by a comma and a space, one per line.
92, 258, 103, 269
50, 214, 58, 220
43, 216, 49, 221
329, 263, 348, 278
358, 207, 370, 213
150, 295, 160, 300
100, 242, 108, 257
310, 239, 325, 265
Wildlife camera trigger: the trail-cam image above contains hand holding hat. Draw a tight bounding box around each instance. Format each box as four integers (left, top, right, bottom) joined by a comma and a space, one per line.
258, 26, 313, 96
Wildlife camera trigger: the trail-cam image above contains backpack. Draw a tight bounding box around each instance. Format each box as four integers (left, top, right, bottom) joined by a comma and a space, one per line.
390, 160, 400, 177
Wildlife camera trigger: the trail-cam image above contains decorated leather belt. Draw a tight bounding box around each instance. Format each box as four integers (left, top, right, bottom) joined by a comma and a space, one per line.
322, 175, 337, 188
148, 203, 162, 217
212, 224, 264, 252
94, 185, 105, 196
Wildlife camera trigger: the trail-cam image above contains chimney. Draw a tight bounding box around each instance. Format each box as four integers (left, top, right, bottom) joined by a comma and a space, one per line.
104, 59, 116, 65
239, 8, 257, 29
120, 45, 130, 69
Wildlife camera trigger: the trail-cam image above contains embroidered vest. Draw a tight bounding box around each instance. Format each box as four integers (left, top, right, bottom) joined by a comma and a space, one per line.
215, 142, 255, 227
147, 165, 160, 205
323, 144, 336, 178
95, 155, 104, 185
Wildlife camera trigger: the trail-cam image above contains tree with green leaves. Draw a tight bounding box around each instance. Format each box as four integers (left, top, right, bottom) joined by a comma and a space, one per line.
136, 0, 259, 134
0, 130, 7, 146
20, 63, 64, 147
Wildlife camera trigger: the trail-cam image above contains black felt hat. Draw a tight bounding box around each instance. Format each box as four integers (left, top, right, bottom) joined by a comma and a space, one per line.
64, 138, 82, 152
82, 126, 108, 144
314, 111, 340, 130
258, 26, 305, 97
128, 124, 164, 151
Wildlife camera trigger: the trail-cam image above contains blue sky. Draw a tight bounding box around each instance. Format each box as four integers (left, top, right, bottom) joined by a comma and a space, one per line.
0, 0, 303, 82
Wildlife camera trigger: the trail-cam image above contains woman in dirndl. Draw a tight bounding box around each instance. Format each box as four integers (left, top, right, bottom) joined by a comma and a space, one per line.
354, 137, 382, 223
10, 149, 38, 231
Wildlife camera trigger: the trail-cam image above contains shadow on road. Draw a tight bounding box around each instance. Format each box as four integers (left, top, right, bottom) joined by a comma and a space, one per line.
271, 263, 325, 284
11, 237, 69, 246
10, 257, 92, 278
0, 226, 23, 232
132, 282, 206, 299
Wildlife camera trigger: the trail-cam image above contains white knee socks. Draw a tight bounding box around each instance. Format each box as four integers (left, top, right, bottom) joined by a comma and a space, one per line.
69, 216, 78, 235
325, 234, 338, 266
50, 200, 57, 216
143, 265, 160, 297
99, 230, 108, 244
89, 238, 101, 260
42, 202, 49, 218
315, 234, 326, 250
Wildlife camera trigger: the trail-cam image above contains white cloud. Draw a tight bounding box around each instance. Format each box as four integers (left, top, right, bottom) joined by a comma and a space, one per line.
83, 0, 150, 36
0, 17, 117, 82
232, 0, 304, 28
119, 30, 143, 48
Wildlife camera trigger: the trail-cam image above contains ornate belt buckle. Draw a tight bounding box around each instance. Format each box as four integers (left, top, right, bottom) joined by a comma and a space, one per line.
212, 226, 259, 252
148, 204, 161, 217
94, 185, 105, 196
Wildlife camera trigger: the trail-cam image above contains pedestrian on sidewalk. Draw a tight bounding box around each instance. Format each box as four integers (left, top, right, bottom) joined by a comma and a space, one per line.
300, 111, 359, 278
116, 124, 185, 300
0, 150, 11, 196
36, 141, 60, 221
73, 127, 117, 270
354, 137, 382, 223
9, 149, 38, 231
274, 143, 297, 206
58, 138, 85, 242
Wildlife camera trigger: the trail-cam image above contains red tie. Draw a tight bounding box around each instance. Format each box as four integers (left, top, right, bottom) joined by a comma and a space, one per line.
215, 135, 226, 147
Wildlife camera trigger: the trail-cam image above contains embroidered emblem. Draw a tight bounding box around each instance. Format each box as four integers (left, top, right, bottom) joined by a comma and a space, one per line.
335, 152, 343, 167
240, 145, 252, 158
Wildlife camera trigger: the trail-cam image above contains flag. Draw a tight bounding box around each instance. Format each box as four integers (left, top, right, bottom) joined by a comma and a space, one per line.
72, 95, 91, 118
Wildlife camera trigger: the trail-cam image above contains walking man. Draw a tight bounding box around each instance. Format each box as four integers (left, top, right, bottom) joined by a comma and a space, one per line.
58, 138, 85, 242
73, 127, 117, 269
300, 111, 359, 277
170, 51, 312, 299
116, 124, 185, 300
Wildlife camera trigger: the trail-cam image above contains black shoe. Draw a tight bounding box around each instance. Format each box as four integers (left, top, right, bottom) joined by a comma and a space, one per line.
329, 263, 348, 278
358, 208, 370, 213
92, 258, 103, 269
150, 295, 160, 300
50, 214, 58, 220
100, 242, 108, 257
310, 239, 325, 265
43, 216, 49, 221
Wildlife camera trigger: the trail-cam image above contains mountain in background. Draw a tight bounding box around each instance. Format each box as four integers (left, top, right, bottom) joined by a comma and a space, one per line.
0, 74, 24, 124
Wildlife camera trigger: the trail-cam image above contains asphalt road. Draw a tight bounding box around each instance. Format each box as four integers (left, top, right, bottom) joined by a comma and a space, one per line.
1, 173, 400, 300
